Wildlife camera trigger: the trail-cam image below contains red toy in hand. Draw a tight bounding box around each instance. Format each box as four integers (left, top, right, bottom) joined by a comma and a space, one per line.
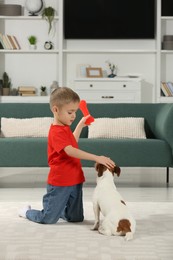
79, 100, 95, 125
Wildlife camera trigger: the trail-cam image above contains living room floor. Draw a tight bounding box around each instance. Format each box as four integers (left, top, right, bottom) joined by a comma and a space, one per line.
0, 167, 173, 259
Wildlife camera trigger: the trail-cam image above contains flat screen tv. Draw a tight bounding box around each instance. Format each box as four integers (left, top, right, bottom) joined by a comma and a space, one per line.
64, 0, 155, 39
162, 0, 173, 16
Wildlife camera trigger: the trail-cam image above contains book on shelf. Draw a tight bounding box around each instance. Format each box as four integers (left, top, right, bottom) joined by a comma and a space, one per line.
0, 34, 5, 49
19, 90, 36, 94
166, 82, 173, 96
161, 82, 168, 96
20, 93, 37, 96
2, 35, 11, 49
161, 82, 172, 97
0, 34, 21, 50
18, 86, 36, 96
7, 35, 17, 50
5, 35, 13, 49
164, 82, 172, 96
12, 36, 21, 49
0, 40, 4, 49
18, 86, 36, 92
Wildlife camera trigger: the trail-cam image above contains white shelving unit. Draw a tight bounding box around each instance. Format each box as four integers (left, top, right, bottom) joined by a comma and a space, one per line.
0, 0, 172, 103
157, 0, 173, 103
0, 0, 60, 102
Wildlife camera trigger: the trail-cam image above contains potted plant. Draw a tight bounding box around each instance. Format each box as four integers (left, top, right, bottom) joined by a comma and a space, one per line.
105, 60, 118, 78
40, 86, 47, 96
2, 72, 11, 96
42, 6, 55, 34
28, 35, 37, 49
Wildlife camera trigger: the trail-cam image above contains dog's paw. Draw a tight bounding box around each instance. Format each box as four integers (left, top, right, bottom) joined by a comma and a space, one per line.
91, 222, 99, 231
98, 227, 112, 236
125, 232, 133, 241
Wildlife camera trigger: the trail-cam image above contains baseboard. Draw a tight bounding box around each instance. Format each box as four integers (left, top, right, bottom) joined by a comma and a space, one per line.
0, 167, 172, 188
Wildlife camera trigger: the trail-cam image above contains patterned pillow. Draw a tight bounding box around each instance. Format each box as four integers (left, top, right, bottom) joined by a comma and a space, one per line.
88, 117, 146, 139
1, 117, 53, 137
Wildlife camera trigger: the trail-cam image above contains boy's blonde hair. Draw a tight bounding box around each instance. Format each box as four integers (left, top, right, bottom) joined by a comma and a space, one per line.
50, 87, 80, 109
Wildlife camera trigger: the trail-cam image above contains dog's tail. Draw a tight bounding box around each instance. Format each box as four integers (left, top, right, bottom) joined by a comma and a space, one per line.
117, 219, 133, 240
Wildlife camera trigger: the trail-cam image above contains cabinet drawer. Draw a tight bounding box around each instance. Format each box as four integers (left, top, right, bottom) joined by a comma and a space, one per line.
76, 90, 140, 103
74, 81, 140, 90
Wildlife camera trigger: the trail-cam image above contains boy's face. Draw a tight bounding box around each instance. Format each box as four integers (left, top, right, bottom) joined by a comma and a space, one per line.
53, 101, 79, 126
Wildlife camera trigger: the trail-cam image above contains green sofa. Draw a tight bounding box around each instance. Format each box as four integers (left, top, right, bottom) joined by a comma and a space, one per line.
0, 103, 173, 183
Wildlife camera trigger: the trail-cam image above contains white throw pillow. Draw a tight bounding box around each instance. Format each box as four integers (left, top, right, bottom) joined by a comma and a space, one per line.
1, 117, 53, 137
88, 117, 146, 139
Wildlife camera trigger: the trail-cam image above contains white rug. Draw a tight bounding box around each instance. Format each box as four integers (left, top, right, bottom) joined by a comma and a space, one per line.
0, 201, 173, 260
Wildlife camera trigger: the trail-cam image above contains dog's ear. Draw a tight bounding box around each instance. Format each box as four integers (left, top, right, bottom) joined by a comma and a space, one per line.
95, 163, 106, 177
114, 165, 121, 177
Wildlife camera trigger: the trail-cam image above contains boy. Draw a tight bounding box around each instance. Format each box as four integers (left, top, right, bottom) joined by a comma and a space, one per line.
19, 87, 115, 224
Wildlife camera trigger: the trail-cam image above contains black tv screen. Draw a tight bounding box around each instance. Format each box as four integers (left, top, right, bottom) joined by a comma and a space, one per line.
64, 0, 155, 39
162, 0, 173, 16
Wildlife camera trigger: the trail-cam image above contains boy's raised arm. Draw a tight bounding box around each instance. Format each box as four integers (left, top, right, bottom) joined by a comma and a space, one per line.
73, 115, 90, 142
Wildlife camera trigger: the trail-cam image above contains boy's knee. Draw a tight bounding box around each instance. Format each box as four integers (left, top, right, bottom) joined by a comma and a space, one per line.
67, 215, 84, 222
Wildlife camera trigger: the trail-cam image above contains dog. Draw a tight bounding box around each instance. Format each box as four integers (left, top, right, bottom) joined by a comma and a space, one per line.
91, 163, 136, 241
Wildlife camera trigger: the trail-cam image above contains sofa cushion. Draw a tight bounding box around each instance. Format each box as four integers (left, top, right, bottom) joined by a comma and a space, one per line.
88, 117, 146, 139
1, 117, 53, 137
78, 138, 173, 167
0, 137, 171, 167
0, 137, 48, 167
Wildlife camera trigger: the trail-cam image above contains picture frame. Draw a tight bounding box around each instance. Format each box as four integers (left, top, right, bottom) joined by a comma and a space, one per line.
86, 67, 103, 78
77, 64, 91, 78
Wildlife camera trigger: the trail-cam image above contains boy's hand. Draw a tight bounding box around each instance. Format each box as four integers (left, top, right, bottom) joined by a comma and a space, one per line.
96, 156, 115, 170
79, 115, 91, 127
73, 115, 91, 142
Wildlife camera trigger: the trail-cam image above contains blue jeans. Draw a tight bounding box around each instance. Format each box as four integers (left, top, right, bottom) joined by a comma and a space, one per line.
26, 183, 84, 224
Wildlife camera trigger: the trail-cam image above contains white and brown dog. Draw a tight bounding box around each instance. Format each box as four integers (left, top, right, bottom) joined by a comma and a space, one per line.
91, 163, 136, 241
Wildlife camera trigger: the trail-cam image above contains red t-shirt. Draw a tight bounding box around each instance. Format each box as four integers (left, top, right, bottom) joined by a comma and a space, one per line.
47, 124, 85, 186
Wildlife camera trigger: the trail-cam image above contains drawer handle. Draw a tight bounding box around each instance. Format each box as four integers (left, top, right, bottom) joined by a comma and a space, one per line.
89, 84, 93, 88
102, 96, 114, 99
123, 84, 126, 88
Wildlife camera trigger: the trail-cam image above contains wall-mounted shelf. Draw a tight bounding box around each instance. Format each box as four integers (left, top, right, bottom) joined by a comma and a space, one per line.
0, 16, 59, 20
63, 49, 156, 54
0, 96, 50, 103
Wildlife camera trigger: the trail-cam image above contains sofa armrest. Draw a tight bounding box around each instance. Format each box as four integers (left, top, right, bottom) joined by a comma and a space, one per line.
155, 104, 173, 152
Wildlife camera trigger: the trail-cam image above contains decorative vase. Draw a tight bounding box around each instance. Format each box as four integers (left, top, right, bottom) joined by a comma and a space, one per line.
25, 0, 43, 16
108, 69, 116, 78
50, 81, 59, 94
40, 91, 47, 96
29, 44, 37, 50
2, 88, 10, 96
108, 73, 116, 78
